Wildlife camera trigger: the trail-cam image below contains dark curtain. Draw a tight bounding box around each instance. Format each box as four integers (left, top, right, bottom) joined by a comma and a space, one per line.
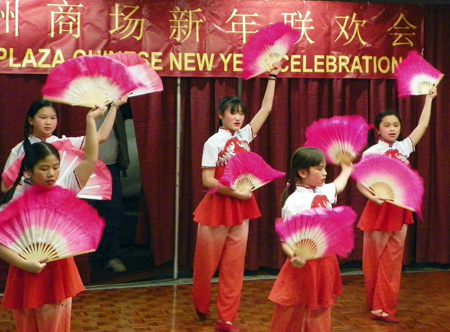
131, 5, 450, 269
1, 6, 450, 284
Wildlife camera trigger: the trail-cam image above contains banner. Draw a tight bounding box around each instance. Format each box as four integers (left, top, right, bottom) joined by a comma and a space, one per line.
0, 1, 423, 78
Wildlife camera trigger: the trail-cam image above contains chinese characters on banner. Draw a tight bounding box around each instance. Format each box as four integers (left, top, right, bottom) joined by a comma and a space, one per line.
0, 0, 423, 78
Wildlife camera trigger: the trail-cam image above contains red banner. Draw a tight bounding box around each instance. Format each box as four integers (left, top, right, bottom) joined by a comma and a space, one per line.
0, 1, 423, 78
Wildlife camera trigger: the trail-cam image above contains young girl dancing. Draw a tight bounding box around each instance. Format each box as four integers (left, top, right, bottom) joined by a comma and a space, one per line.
356, 87, 437, 323
268, 147, 353, 332
0, 104, 106, 332
1, 97, 128, 193
192, 63, 281, 332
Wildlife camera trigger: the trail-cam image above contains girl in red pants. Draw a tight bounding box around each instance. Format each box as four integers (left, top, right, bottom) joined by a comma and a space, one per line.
268, 147, 352, 332
357, 87, 437, 323
0, 105, 106, 332
192, 63, 281, 332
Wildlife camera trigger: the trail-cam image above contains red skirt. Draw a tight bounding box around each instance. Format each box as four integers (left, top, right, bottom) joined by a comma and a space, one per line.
2, 257, 85, 310
193, 192, 261, 227
358, 200, 414, 232
268, 255, 342, 310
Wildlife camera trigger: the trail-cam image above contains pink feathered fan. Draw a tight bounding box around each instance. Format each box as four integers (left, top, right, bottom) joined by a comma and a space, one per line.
275, 206, 357, 260
106, 53, 163, 96
352, 154, 424, 215
0, 185, 105, 262
219, 151, 285, 192
242, 22, 299, 80
304, 115, 369, 165
1, 140, 112, 200
396, 50, 444, 97
42, 55, 144, 108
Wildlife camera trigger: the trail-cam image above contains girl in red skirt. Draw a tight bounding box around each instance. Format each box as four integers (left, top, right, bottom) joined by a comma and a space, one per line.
192, 63, 281, 332
0, 104, 106, 332
269, 147, 353, 332
357, 87, 437, 323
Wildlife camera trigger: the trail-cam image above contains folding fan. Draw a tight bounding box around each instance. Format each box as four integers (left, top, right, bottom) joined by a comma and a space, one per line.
242, 22, 300, 80
219, 151, 285, 192
105, 53, 163, 96
275, 206, 357, 260
42, 55, 145, 108
396, 50, 444, 97
352, 154, 424, 214
0, 185, 105, 262
304, 115, 369, 165
1, 140, 112, 200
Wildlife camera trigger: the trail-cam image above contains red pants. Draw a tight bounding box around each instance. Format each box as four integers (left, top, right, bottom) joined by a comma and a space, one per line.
12, 298, 72, 332
362, 225, 407, 316
270, 304, 331, 332
192, 221, 249, 322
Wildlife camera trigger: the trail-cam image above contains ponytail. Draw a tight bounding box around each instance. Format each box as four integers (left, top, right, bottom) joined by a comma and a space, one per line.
367, 126, 377, 147
280, 172, 296, 207
0, 165, 25, 205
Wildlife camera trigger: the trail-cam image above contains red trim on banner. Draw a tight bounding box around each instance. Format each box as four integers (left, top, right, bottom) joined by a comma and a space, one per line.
0, 1, 423, 78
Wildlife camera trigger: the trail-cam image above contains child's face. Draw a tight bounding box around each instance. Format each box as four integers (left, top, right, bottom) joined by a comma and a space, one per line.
26, 154, 60, 188
378, 115, 401, 143
300, 161, 327, 187
28, 106, 58, 138
219, 108, 245, 133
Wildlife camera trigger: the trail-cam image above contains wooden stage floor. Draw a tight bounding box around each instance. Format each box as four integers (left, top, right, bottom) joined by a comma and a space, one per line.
1, 270, 449, 332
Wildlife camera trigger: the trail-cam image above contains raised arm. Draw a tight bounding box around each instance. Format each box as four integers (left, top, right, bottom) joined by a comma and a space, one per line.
408, 86, 437, 146
74, 105, 106, 188
333, 162, 353, 194
96, 95, 129, 144
249, 62, 282, 135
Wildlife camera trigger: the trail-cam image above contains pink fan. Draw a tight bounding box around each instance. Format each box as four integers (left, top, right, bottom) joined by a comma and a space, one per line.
242, 22, 299, 80
105, 53, 163, 96
304, 115, 369, 165
275, 206, 357, 260
1, 140, 112, 200
396, 50, 444, 97
0, 185, 105, 262
352, 154, 424, 215
42, 55, 144, 108
219, 151, 285, 191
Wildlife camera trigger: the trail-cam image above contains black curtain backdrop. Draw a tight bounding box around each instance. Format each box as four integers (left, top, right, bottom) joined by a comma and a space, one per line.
1, 6, 450, 287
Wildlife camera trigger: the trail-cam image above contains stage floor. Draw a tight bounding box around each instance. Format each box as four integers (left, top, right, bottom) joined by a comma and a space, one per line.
1, 270, 450, 332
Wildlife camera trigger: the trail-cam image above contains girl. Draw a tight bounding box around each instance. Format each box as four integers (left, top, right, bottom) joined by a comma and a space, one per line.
0, 104, 106, 332
192, 63, 281, 332
356, 87, 437, 323
1, 97, 128, 193
268, 147, 353, 332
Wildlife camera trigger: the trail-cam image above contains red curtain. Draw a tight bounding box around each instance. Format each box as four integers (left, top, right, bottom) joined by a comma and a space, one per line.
1, 6, 449, 281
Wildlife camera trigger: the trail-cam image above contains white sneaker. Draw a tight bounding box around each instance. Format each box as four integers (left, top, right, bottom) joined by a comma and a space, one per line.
106, 258, 127, 272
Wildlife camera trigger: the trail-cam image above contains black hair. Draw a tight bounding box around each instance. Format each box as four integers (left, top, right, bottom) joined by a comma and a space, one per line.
23, 100, 59, 152
368, 110, 403, 146
1, 142, 60, 205
281, 147, 326, 206
217, 96, 247, 130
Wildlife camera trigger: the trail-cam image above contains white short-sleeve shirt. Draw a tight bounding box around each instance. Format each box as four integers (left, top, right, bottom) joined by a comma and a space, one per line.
282, 183, 337, 219
363, 138, 414, 164
201, 124, 254, 168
